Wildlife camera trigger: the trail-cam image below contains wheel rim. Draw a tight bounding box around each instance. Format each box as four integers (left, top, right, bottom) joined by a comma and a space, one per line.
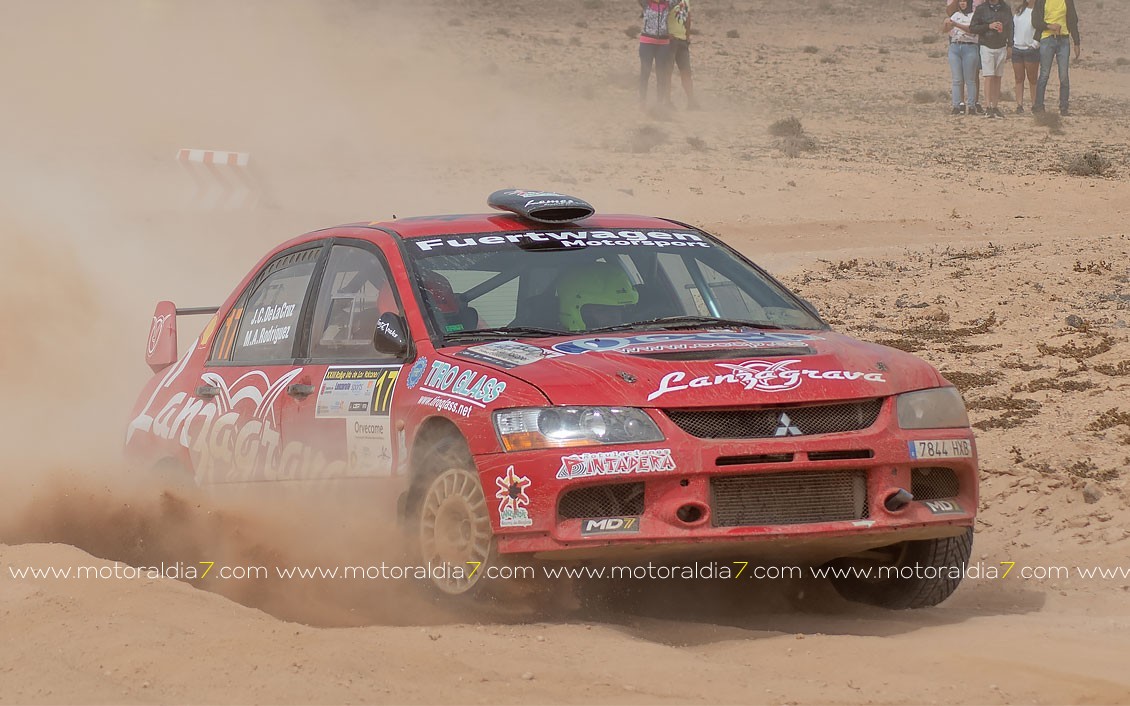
419, 469, 493, 595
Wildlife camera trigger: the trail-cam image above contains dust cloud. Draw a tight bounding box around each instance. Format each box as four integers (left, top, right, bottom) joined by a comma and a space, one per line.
0, 1, 578, 625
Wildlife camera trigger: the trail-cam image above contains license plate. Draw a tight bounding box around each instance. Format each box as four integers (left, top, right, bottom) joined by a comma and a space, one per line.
908, 439, 972, 459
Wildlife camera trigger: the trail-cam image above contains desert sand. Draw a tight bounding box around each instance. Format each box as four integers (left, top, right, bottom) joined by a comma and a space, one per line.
1, 1, 1128, 704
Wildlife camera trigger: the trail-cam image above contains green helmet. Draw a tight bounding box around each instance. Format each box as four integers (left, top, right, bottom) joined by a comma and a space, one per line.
557, 262, 639, 331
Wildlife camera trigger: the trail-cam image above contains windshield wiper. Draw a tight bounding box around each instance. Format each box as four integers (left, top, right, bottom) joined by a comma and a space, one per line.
587, 315, 786, 333
442, 326, 570, 342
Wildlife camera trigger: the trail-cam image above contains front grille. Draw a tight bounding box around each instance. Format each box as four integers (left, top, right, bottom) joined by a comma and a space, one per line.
558, 482, 645, 520
711, 470, 869, 527
666, 399, 883, 439
912, 467, 960, 500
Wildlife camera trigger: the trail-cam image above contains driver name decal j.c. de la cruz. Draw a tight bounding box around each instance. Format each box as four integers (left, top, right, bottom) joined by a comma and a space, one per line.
647, 359, 886, 401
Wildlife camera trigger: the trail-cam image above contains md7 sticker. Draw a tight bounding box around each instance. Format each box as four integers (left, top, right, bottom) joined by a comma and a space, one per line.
557, 449, 676, 480
495, 466, 533, 528
908, 439, 973, 460
581, 517, 640, 536
922, 499, 963, 515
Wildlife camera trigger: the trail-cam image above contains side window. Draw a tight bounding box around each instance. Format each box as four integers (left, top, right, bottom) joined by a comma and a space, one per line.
309, 244, 403, 360
225, 249, 319, 363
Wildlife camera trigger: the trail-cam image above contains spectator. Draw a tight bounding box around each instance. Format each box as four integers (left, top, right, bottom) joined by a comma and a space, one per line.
944, 0, 980, 115
666, 0, 700, 110
947, 0, 986, 112
1011, 0, 1040, 112
1031, 0, 1081, 116
637, 0, 673, 109
970, 0, 1014, 118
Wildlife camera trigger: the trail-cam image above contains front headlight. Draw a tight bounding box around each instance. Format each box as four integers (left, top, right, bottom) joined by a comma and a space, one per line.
494, 407, 664, 451
896, 387, 970, 429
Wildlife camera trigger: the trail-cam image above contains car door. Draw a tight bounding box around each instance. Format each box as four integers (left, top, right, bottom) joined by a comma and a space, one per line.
289, 240, 410, 480
196, 243, 325, 484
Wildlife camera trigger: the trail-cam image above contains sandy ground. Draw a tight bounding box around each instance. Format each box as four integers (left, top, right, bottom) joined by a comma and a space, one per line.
1, 0, 1129, 704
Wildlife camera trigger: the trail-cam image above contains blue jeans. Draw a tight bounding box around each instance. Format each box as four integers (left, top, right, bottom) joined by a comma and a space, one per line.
639, 42, 673, 101
948, 42, 979, 107
1034, 36, 1071, 112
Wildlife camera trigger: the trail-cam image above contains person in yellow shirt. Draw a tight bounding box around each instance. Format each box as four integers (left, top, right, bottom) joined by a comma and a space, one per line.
665, 0, 701, 110
1031, 0, 1081, 115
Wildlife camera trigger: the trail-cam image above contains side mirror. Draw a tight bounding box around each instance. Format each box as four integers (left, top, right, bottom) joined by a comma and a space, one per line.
373, 312, 409, 357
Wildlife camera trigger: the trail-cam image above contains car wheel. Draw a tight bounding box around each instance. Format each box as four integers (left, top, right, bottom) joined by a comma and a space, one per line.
825, 527, 973, 609
417, 466, 496, 596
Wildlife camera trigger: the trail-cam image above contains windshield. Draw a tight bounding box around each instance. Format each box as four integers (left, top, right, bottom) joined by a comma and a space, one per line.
402, 228, 825, 342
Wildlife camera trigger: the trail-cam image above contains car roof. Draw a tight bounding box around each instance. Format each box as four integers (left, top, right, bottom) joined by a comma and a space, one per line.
367, 213, 687, 238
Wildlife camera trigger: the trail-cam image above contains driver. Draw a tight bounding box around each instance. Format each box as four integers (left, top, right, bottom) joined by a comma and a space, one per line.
557, 261, 640, 331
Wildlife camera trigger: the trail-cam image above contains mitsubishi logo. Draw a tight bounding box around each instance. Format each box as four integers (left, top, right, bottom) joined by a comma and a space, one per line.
774, 412, 802, 436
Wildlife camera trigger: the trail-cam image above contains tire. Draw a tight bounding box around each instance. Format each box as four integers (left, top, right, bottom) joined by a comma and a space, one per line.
825, 527, 973, 609
416, 465, 496, 597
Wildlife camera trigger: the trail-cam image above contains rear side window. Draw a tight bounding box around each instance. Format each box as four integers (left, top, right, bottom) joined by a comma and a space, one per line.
308, 244, 403, 361
212, 248, 319, 363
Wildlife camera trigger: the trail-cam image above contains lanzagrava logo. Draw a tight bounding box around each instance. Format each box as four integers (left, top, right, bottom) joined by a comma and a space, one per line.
648, 359, 886, 401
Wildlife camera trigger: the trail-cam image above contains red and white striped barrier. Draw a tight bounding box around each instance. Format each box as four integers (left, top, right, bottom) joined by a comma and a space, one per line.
177, 148, 259, 210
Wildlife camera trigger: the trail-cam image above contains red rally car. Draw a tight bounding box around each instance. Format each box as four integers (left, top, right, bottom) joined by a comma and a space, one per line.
126, 190, 977, 608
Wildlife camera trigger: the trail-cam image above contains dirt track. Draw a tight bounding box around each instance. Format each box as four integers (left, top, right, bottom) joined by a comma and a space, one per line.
2, 1, 1129, 704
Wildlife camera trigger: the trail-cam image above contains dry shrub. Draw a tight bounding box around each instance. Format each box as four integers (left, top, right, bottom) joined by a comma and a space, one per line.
1064, 151, 1112, 177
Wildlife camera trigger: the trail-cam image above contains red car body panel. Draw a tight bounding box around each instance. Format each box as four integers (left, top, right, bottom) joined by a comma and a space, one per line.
125, 214, 978, 565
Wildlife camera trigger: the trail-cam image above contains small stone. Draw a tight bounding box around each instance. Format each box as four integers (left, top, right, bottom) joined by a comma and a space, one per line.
141, 682, 150, 689
535, 636, 546, 642
521, 672, 535, 681
1066, 517, 1090, 528
1065, 314, 1085, 329
1083, 484, 1103, 503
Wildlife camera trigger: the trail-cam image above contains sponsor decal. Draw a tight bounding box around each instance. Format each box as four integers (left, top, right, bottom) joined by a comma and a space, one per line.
128, 367, 348, 483
375, 317, 401, 341
413, 230, 709, 253
908, 439, 973, 460
922, 499, 963, 515
405, 357, 428, 389
147, 313, 172, 356
455, 341, 558, 369
851, 520, 877, 528
315, 366, 399, 418
495, 465, 533, 528
347, 419, 392, 477
420, 360, 506, 405
556, 448, 676, 480
551, 331, 821, 356
416, 393, 472, 418
198, 314, 220, 349
581, 517, 640, 536
648, 359, 886, 401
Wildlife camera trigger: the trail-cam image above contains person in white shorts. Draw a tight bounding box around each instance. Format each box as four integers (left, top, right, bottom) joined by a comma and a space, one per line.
970, 0, 1014, 117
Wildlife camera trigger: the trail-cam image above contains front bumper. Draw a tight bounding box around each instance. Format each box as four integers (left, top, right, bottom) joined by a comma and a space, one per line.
479, 397, 978, 563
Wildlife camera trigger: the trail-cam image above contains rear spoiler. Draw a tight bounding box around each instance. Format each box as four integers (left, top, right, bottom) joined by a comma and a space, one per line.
146, 301, 219, 373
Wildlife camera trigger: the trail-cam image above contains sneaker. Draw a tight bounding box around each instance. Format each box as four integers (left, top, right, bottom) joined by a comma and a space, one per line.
984, 108, 994, 117
975, 103, 984, 114
951, 106, 963, 116
1032, 105, 1045, 114
1016, 105, 1025, 114
994, 107, 1006, 118
1060, 107, 1070, 116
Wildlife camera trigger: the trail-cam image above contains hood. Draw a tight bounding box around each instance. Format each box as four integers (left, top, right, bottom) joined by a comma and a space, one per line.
445, 329, 942, 408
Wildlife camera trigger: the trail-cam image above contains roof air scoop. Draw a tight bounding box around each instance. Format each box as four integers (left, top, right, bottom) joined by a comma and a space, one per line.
488, 189, 595, 224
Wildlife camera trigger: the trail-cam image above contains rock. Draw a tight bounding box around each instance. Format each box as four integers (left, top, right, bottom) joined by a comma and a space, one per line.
521, 672, 535, 681
1066, 517, 1090, 528
1065, 314, 1086, 329
1104, 528, 1127, 544
1083, 484, 1103, 504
